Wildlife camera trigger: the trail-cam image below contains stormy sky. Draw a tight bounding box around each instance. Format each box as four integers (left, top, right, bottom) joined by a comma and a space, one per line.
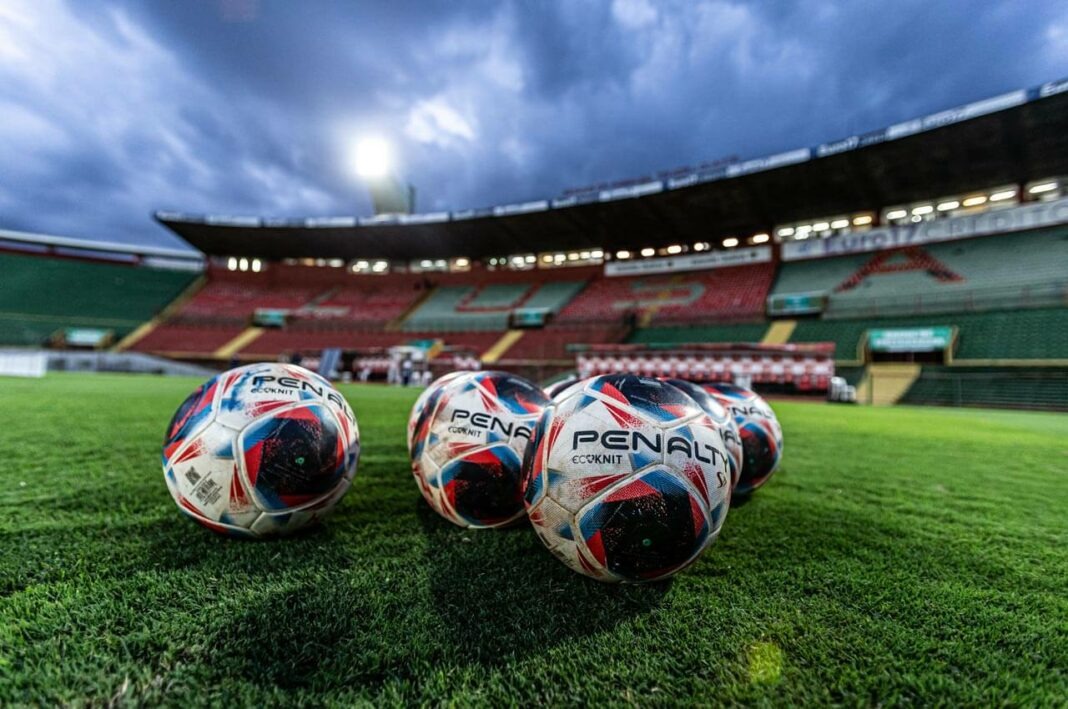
0, 0, 1065, 250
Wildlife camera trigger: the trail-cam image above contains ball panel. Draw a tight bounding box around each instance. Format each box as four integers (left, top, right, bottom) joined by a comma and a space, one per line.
165, 427, 261, 531
437, 444, 524, 527
213, 363, 334, 430
238, 403, 347, 513
162, 375, 220, 466
577, 468, 710, 582
585, 374, 701, 426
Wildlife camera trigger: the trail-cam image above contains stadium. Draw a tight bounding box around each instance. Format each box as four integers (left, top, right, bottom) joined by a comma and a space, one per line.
1, 5, 1066, 705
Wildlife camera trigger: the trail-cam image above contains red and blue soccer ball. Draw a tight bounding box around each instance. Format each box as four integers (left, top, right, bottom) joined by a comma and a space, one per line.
702, 383, 783, 495
523, 374, 733, 583
162, 363, 360, 538
409, 371, 550, 529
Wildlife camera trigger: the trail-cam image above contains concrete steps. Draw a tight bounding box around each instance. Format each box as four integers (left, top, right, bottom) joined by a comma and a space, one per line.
856, 363, 922, 405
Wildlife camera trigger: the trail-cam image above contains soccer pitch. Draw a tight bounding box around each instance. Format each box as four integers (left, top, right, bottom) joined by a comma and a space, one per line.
1, 374, 1065, 705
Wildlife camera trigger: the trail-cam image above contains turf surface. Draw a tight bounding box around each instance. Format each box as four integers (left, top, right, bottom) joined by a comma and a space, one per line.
0, 374, 1065, 705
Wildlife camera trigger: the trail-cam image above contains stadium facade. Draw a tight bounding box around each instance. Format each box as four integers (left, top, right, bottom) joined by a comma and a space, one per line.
2, 78, 1066, 409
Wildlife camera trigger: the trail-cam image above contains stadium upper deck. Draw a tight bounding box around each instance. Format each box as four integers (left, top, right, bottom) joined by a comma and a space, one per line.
156, 78, 1068, 262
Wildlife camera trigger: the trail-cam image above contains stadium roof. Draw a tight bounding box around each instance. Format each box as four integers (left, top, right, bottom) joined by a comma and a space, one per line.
158, 78, 1068, 261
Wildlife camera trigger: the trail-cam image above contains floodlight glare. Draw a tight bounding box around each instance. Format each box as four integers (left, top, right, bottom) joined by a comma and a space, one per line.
355, 136, 392, 179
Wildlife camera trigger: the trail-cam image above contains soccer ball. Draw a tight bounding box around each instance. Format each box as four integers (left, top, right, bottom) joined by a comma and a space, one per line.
523, 374, 732, 583
664, 378, 743, 489
162, 363, 360, 538
407, 370, 469, 453
410, 370, 550, 528
702, 383, 783, 495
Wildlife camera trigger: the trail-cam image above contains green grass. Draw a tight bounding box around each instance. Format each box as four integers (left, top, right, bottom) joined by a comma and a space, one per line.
1, 374, 1066, 705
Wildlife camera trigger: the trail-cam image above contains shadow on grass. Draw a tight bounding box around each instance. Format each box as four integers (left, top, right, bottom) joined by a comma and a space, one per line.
193, 501, 670, 692
416, 502, 670, 666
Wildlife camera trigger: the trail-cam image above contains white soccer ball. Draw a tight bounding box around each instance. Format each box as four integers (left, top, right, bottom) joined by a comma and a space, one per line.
410, 370, 550, 528
523, 374, 732, 582
162, 363, 360, 538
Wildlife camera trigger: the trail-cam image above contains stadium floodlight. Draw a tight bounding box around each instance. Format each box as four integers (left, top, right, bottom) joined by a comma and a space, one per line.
616, 250, 631, 259
885, 209, 908, 220
1029, 181, 1057, 194
238, 257, 249, 271
912, 205, 933, 216
751, 233, 770, 244
227, 257, 237, 271
776, 227, 795, 237
591, 250, 604, 259
454, 258, 469, 268
853, 215, 873, 226
830, 219, 849, 229
989, 190, 1016, 202
937, 200, 960, 211
251, 259, 262, 272
812, 222, 830, 231
666, 244, 682, 255
962, 195, 987, 207
372, 261, 388, 272
640, 247, 655, 257
723, 237, 739, 248
354, 136, 392, 179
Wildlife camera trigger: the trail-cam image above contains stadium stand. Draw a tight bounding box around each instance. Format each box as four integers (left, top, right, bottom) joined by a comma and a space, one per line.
0, 251, 197, 346
771, 228, 1068, 318
788, 308, 1068, 362
899, 366, 1068, 411
556, 263, 774, 324
497, 324, 630, 362
629, 322, 770, 345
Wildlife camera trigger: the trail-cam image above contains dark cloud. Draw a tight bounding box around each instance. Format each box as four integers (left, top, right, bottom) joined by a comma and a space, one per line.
0, 0, 1065, 249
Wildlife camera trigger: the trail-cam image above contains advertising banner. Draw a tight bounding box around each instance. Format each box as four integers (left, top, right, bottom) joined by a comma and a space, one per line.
867, 327, 954, 353
604, 246, 771, 277
782, 197, 1068, 261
